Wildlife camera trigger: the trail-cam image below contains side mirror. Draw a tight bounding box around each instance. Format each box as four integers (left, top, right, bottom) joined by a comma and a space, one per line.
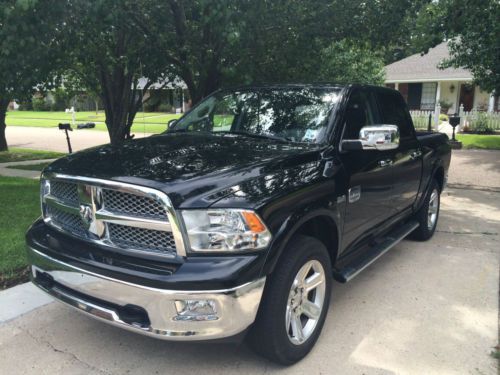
359, 125, 399, 150
167, 119, 177, 129
341, 124, 399, 151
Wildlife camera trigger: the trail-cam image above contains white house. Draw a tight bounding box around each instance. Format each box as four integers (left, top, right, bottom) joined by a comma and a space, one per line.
385, 42, 498, 114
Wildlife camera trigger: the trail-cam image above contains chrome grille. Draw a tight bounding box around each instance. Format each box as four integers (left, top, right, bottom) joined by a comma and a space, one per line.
108, 224, 176, 253
102, 189, 168, 220
50, 180, 79, 204
41, 175, 182, 257
46, 205, 87, 237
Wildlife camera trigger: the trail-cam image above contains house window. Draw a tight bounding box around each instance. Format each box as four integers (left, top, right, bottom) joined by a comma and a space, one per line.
420, 83, 437, 110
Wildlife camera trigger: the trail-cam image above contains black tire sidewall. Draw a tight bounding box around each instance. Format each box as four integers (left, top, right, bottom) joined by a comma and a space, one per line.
249, 235, 332, 365
412, 179, 440, 240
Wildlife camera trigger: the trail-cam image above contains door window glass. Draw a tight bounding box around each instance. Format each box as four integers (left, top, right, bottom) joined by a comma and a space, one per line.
342, 90, 377, 140
377, 91, 414, 139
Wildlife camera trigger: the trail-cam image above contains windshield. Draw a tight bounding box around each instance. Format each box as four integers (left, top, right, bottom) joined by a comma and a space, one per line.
168, 87, 342, 144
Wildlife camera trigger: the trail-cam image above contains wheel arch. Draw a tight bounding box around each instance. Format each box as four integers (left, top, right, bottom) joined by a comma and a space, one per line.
262, 209, 341, 276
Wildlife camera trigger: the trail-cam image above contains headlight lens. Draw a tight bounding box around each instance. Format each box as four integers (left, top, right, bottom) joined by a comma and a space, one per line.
181, 209, 272, 252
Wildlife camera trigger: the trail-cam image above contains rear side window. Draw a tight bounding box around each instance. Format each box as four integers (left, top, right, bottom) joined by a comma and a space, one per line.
377, 91, 414, 140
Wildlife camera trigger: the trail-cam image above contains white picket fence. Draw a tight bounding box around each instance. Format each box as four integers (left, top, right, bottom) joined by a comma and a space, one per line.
461, 110, 500, 130
410, 110, 435, 130
410, 105, 500, 132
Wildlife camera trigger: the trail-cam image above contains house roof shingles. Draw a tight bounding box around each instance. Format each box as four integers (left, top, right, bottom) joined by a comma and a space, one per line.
385, 42, 473, 82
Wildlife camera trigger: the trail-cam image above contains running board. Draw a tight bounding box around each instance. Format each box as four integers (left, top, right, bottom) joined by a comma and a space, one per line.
333, 220, 419, 283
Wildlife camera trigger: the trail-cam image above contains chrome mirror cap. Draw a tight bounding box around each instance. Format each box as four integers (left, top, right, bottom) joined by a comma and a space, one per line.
359, 125, 399, 151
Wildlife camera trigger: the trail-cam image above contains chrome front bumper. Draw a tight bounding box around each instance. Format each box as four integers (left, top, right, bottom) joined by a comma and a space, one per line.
27, 247, 266, 341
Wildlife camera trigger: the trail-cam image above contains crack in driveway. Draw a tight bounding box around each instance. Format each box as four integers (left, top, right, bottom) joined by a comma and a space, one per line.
18, 325, 112, 375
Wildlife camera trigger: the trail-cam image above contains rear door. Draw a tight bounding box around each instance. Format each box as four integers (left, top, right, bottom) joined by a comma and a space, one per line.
339, 88, 397, 250
376, 89, 423, 212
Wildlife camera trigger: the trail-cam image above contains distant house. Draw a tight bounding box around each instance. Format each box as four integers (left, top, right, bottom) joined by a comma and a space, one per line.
385, 42, 498, 113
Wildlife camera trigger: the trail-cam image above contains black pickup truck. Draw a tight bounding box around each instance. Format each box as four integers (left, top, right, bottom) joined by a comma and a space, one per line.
26, 84, 450, 364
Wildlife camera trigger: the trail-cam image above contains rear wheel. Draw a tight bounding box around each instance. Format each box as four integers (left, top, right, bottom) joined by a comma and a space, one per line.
247, 235, 332, 365
411, 179, 440, 241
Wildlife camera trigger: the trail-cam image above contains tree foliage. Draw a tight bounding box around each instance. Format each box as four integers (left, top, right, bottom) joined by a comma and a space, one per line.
414, 0, 499, 93
442, 0, 499, 93
60, 0, 176, 144
3, 0, 466, 147
0, 0, 65, 150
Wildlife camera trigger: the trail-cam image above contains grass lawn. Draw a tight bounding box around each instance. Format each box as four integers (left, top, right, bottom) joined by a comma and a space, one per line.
6, 162, 51, 171
6, 111, 181, 134
0, 148, 64, 163
0, 176, 40, 288
456, 134, 500, 150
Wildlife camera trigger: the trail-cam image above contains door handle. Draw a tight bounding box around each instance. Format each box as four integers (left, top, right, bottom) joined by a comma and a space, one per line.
378, 159, 393, 167
410, 150, 423, 159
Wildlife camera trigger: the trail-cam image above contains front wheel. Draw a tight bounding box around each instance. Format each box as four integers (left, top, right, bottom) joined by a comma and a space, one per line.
247, 235, 332, 365
411, 179, 441, 241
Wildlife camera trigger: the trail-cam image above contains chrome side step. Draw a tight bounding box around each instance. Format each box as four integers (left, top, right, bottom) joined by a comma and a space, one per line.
333, 220, 419, 283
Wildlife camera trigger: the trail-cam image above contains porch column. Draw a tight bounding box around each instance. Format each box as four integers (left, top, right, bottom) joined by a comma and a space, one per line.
395, 82, 399, 91
434, 81, 441, 129
488, 93, 495, 113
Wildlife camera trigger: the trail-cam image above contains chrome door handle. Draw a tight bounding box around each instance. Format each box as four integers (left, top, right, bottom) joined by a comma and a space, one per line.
410, 150, 422, 159
378, 159, 393, 167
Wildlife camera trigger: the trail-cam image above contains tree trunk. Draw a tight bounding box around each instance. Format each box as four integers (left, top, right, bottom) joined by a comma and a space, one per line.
0, 99, 10, 152
98, 67, 139, 146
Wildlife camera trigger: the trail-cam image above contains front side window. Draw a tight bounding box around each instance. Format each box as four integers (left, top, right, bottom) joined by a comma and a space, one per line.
377, 91, 414, 139
168, 88, 342, 144
342, 90, 378, 140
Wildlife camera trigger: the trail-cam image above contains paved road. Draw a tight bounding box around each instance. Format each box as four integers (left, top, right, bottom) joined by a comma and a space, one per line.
0, 187, 498, 374
6, 126, 152, 153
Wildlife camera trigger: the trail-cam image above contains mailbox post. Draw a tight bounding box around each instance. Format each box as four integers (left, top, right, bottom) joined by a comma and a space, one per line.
448, 114, 462, 149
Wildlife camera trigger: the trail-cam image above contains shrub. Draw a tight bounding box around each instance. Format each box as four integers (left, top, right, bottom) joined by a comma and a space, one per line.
52, 88, 72, 111
158, 103, 173, 113
32, 97, 50, 111
143, 99, 159, 112
439, 100, 452, 113
472, 112, 494, 134
18, 101, 33, 111
439, 114, 449, 123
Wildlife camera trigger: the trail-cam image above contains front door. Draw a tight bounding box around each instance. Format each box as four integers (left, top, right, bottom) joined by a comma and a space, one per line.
339, 89, 396, 250
459, 84, 475, 111
376, 89, 423, 212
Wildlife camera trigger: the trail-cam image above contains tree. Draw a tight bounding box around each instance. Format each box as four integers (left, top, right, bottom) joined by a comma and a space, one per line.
60, 0, 177, 145
0, 0, 65, 151
441, 0, 500, 93
317, 40, 385, 84
414, 0, 499, 93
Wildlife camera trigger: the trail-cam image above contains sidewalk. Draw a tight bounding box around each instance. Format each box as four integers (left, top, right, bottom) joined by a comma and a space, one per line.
0, 159, 56, 179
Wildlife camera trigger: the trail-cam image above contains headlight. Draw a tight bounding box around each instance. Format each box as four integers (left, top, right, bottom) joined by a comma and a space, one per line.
181, 209, 272, 252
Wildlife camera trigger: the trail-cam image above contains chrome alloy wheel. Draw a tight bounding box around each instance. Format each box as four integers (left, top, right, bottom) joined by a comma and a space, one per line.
427, 188, 439, 230
286, 260, 326, 345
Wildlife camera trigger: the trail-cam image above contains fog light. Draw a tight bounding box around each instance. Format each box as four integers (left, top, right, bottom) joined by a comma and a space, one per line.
174, 300, 218, 321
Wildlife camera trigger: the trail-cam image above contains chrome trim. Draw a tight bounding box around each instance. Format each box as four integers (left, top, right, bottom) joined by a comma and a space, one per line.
28, 246, 265, 341
95, 210, 172, 232
41, 172, 187, 257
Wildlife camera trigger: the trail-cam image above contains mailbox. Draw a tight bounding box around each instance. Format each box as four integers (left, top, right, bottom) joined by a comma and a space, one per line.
448, 114, 460, 141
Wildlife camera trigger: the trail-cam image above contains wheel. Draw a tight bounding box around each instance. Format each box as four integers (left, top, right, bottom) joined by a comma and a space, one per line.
410, 179, 440, 241
247, 235, 332, 365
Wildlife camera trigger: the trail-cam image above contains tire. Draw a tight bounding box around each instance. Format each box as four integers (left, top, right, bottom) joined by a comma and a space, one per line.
410, 178, 440, 241
247, 235, 332, 365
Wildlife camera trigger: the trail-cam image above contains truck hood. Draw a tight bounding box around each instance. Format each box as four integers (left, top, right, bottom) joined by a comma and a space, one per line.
45, 133, 324, 208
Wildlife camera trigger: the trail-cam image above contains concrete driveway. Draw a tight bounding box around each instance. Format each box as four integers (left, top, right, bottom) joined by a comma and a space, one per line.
0, 186, 498, 374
